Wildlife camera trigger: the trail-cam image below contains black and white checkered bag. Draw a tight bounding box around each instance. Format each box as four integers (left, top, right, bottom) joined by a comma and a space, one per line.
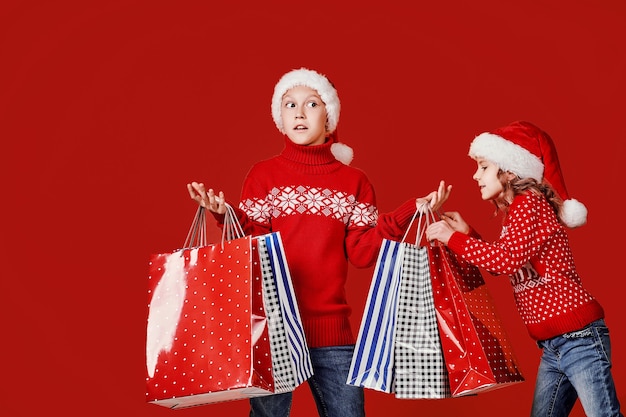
394, 244, 451, 398
256, 233, 314, 393
257, 237, 296, 393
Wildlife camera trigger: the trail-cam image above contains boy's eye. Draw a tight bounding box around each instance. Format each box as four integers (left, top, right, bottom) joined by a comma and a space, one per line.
306, 101, 318, 108
285, 102, 295, 108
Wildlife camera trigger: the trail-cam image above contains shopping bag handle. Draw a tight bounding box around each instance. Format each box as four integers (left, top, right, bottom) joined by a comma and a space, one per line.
181, 203, 246, 250
222, 203, 245, 244
401, 203, 438, 246
183, 206, 208, 249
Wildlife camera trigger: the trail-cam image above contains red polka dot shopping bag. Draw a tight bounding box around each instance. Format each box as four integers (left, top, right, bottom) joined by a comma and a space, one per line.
145, 205, 312, 409
424, 207, 525, 397
428, 242, 526, 396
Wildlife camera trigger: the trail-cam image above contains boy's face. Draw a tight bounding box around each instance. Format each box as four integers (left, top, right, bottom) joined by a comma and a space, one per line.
280, 85, 328, 146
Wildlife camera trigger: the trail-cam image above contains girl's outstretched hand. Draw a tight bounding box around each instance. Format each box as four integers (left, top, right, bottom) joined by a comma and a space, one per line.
416, 180, 452, 213
186, 181, 227, 214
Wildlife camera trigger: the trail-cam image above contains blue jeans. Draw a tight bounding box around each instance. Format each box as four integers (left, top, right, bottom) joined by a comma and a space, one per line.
250, 345, 365, 417
531, 319, 622, 417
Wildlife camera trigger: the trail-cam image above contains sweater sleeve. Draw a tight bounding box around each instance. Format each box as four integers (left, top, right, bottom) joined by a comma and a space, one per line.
345, 188, 418, 269
447, 194, 559, 276
236, 170, 273, 236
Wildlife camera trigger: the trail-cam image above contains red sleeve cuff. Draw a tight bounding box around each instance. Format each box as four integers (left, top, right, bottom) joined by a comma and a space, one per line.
447, 231, 468, 254
393, 199, 419, 228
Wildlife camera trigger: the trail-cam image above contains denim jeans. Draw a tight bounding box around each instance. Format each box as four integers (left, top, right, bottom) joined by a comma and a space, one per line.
531, 319, 623, 417
250, 345, 365, 417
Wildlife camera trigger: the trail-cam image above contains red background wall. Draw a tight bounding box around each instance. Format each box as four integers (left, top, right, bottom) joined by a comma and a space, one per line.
1, 1, 624, 416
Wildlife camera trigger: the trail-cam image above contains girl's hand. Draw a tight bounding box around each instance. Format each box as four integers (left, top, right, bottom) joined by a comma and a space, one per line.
426, 211, 470, 245
186, 182, 227, 214
416, 180, 452, 213
425, 220, 455, 245
438, 211, 470, 234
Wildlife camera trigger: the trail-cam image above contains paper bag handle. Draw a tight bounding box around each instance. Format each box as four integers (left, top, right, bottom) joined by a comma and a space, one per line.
401, 203, 438, 246
183, 206, 208, 249
181, 203, 246, 250
222, 203, 245, 243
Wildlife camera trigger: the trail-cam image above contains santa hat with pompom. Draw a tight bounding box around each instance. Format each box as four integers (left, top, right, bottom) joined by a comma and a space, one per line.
469, 121, 587, 228
271, 67, 353, 165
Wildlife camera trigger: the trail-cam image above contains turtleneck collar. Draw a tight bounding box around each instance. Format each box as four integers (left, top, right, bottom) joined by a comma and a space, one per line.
278, 136, 343, 174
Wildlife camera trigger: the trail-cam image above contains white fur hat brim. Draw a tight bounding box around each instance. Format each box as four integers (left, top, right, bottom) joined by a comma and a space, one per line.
271, 68, 340, 134
469, 132, 544, 181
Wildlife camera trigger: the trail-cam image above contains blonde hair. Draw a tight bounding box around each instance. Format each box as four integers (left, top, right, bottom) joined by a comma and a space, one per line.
492, 170, 563, 223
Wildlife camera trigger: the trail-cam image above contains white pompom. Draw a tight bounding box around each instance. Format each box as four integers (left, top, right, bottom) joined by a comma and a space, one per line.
330, 142, 354, 165
560, 198, 588, 228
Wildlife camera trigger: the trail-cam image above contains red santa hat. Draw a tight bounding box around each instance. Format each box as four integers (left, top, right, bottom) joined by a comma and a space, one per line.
469, 121, 587, 228
271, 67, 353, 165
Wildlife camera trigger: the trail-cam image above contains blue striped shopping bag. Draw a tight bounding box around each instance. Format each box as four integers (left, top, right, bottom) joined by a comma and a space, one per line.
346, 239, 404, 393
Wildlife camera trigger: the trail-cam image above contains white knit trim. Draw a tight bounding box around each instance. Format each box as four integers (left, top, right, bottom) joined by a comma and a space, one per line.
469, 133, 544, 180
271, 68, 340, 134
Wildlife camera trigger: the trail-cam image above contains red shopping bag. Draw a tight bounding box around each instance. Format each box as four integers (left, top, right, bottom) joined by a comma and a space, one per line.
145, 208, 274, 408
429, 244, 525, 396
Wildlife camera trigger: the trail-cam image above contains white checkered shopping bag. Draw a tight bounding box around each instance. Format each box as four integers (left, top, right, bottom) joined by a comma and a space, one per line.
394, 243, 451, 398
257, 232, 314, 392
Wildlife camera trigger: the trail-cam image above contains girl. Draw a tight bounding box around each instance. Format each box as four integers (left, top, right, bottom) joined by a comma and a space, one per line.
426, 121, 622, 417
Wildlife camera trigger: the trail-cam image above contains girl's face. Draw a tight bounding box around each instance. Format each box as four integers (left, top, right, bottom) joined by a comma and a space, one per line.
472, 157, 505, 201
280, 85, 328, 146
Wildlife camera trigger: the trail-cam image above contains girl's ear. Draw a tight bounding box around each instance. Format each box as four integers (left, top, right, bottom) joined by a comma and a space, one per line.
504, 171, 517, 182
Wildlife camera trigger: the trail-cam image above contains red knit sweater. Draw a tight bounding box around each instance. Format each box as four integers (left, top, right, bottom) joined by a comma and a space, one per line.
447, 192, 604, 341
222, 137, 417, 348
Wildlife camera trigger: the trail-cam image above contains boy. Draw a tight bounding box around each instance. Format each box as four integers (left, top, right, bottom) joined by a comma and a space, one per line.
188, 67, 449, 417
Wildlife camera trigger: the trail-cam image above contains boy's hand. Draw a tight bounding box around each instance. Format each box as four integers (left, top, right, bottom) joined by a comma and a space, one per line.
416, 180, 452, 212
187, 182, 227, 214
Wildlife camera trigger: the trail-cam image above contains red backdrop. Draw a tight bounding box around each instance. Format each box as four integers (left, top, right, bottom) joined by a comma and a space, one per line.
1, 1, 624, 416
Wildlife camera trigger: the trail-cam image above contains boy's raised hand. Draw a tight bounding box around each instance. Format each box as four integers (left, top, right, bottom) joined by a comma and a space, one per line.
416, 180, 452, 213
187, 181, 227, 214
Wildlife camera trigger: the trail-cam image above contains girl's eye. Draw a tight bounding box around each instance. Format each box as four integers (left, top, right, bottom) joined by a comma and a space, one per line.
306, 101, 318, 108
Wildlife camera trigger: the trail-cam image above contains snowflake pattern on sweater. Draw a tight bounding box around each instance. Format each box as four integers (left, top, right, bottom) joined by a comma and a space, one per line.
240, 185, 378, 227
